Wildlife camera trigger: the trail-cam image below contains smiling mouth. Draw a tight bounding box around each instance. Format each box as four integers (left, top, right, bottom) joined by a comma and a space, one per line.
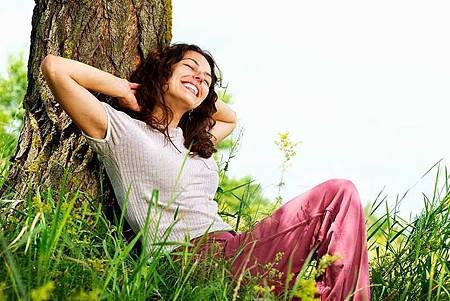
182, 82, 199, 96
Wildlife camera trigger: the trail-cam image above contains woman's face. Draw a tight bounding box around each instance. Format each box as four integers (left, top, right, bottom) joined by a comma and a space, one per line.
164, 50, 212, 113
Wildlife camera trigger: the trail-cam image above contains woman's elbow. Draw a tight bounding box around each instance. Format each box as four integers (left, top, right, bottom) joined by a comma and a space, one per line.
40, 54, 59, 79
231, 111, 238, 124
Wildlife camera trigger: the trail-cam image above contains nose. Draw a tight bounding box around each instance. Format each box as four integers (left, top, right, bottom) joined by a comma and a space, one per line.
193, 72, 205, 83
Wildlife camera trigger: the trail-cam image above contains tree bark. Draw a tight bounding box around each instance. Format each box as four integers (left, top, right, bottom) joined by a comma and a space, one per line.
0, 0, 171, 209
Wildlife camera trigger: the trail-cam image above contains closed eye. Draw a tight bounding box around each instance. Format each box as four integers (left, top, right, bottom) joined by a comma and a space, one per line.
184, 64, 210, 86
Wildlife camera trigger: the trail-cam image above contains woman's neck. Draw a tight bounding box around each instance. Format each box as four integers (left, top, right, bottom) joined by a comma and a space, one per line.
152, 105, 183, 129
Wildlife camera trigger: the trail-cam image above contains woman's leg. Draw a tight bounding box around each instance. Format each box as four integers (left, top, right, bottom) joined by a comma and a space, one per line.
222, 178, 370, 300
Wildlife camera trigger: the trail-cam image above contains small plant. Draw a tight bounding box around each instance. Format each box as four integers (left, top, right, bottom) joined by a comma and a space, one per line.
274, 131, 301, 203
285, 253, 341, 301
30, 281, 55, 301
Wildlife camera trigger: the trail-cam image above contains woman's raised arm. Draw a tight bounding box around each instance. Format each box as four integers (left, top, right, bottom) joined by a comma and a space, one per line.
210, 99, 237, 145
40, 54, 137, 139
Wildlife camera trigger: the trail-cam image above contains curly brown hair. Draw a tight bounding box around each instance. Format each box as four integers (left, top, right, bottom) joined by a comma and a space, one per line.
126, 43, 222, 158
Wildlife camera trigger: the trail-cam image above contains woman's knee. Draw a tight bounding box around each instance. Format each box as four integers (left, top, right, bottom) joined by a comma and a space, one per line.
322, 178, 361, 204
291, 178, 360, 212
321, 178, 357, 193
318, 179, 364, 216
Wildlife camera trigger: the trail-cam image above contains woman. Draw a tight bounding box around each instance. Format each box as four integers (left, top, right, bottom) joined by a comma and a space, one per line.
41, 43, 370, 300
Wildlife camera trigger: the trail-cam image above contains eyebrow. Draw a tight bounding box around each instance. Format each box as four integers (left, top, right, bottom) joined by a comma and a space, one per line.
183, 58, 212, 80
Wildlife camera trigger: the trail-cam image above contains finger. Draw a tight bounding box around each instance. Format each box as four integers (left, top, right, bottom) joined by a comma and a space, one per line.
130, 103, 141, 112
129, 82, 141, 88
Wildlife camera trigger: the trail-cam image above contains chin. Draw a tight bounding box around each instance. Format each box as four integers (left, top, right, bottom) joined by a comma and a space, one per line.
181, 95, 200, 108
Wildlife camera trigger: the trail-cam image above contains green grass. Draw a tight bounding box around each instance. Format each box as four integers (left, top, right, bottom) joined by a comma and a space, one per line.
0, 139, 449, 300
0, 178, 270, 300
368, 163, 450, 300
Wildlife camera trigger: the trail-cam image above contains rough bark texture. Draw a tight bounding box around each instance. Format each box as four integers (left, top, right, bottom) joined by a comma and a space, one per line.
0, 0, 171, 207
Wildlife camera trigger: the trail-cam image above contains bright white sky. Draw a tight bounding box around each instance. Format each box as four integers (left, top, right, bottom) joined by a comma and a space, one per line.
1, 0, 449, 218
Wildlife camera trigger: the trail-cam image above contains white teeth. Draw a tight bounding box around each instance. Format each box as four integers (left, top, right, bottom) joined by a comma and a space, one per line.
182, 82, 198, 96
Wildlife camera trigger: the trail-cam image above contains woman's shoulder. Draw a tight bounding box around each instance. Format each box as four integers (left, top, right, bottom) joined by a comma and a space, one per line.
103, 102, 160, 133
101, 102, 139, 123
82, 102, 150, 152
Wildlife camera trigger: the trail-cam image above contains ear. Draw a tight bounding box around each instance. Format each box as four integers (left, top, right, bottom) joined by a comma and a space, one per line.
162, 82, 170, 93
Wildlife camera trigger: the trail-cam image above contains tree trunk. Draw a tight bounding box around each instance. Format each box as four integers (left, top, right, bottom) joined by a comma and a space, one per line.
0, 0, 171, 211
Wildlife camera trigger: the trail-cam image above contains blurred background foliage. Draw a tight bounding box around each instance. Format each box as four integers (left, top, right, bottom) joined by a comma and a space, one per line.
0, 52, 26, 177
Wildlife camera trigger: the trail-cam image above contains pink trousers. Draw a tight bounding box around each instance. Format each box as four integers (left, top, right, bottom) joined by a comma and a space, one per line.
177, 178, 370, 300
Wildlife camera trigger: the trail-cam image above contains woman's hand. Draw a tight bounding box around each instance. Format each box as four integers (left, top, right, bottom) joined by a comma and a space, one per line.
116, 79, 141, 112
